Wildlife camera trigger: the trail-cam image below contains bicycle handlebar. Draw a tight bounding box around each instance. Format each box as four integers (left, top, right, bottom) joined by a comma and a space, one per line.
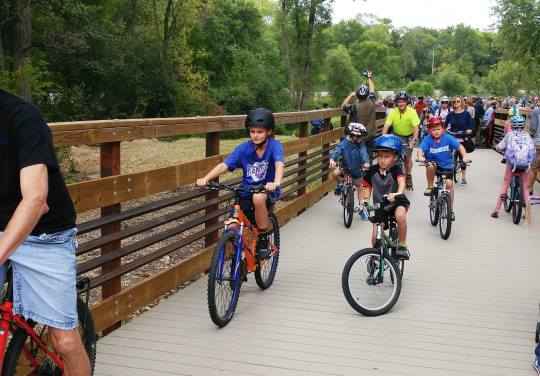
207, 181, 270, 194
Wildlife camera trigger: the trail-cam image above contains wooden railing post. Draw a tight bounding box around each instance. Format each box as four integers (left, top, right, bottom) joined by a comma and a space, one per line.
322, 118, 331, 184
205, 132, 220, 247
100, 141, 121, 334
341, 114, 347, 128
297, 121, 309, 215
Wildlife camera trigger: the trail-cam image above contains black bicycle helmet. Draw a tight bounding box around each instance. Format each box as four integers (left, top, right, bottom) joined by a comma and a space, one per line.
395, 91, 409, 102
245, 108, 275, 130
356, 85, 369, 99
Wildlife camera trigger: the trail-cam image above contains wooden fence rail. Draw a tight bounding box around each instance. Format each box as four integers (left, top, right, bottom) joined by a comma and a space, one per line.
52, 107, 386, 334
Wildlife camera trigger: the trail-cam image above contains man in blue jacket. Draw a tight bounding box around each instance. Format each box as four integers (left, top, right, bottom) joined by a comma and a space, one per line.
329, 123, 371, 220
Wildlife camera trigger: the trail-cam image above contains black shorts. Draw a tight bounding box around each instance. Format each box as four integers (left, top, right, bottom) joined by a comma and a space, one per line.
436, 168, 454, 179
238, 194, 277, 227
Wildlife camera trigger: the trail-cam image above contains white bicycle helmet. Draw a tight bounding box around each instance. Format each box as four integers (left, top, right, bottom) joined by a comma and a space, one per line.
441, 96, 449, 103
348, 122, 367, 137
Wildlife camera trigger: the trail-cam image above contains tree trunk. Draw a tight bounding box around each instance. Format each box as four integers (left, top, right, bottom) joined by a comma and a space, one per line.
299, 0, 317, 110
127, 0, 137, 36
163, 0, 174, 58
279, 1, 295, 102
7, 0, 32, 100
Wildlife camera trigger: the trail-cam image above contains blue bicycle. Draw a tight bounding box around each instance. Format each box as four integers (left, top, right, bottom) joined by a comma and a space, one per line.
206, 182, 280, 327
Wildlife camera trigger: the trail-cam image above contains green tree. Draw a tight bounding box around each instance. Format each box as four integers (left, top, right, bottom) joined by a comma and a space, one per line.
438, 70, 470, 96
405, 80, 434, 97
325, 45, 360, 105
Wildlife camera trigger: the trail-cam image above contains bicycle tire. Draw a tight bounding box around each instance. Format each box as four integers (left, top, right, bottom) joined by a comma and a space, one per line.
2, 297, 96, 376
343, 186, 354, 228
255, 213, 280, 289
512, 177, 523, 225
503, 185, 513, 213
207, 231, 241, 327
429, 193, 438, 226
439, 194, 452, 240
389, 225, 404, 277
453, 153, 460, 183
341, 248, 401, 316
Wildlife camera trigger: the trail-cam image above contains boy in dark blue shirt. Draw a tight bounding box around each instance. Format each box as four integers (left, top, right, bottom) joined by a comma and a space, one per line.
418, 116, 468, 220
196, 108, 284, 259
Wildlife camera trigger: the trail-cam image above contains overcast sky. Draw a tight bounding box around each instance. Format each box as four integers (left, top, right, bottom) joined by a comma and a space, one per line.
333, 0, 498, 31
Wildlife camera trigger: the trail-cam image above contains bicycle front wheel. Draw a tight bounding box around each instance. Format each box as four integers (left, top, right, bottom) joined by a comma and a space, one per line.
207, 231, 241, 327
2, 297, 96, 376
255, 213, 280, 289
429, 193, 438, 226
341, 248, 402, 316
343, 186, 354, 228
453, 154, 461, 183
512, 178, 523, 224
439, 194, 452, 239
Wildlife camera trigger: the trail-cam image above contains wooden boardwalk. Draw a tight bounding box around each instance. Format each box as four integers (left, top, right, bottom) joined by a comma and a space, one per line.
95, 149, 540, 376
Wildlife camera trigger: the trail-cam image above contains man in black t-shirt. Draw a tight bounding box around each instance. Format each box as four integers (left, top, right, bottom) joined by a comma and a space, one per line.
0, 90, 90, 374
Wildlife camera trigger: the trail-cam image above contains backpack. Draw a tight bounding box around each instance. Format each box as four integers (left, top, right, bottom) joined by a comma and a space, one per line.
505, 131, 536, 170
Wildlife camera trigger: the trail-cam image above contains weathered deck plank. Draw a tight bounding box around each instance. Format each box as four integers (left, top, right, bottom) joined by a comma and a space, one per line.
95, 149, 540, 375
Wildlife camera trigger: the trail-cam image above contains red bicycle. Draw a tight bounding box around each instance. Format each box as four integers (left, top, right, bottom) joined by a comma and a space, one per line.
0, 264, 96, 375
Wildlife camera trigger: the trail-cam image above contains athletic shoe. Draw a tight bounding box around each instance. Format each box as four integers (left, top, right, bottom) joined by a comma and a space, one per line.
450, 212, 455, 221
257, 235, 271, 260
424, 187, 433, 196
405, 174, 413, 189
461, 179, 467, 186
396, 246, 410, 260
334, 183, 344, 196
533, 358, 540, 375
358, 203, 369, 221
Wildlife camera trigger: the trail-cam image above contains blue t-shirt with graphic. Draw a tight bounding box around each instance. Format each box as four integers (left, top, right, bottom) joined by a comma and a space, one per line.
224, 138, 285, 197
419, 133, 461, 170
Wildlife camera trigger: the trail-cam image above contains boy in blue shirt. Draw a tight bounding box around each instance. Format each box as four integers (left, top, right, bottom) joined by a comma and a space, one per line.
330, 123, 371, 220
196, 108, 284, 259
418, 116, 468, 220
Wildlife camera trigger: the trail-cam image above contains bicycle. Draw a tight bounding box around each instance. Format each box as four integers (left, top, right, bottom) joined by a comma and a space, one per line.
419, 160, 471, 240
449, 130, 472, 184
341, 195, 405, 316
338, 166, 355, 228
502, 164, 528, 224
206, 182, 280, 327
0, 265, 96, 375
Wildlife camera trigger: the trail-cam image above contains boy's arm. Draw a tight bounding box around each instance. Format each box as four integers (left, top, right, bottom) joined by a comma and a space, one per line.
330, 142, 343, 166
458, 145, 468, 162
196, 163, 229, 187
360, 143, 370, 167
266, 162, 284, 192
417, 148, 426, 163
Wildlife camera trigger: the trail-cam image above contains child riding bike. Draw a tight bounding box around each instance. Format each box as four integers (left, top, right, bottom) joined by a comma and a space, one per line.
330, 123, 371, 220
490, 115, 536, 219
361, 135, 411, 260
418, 116, 469, 221
196, 108, 284, 259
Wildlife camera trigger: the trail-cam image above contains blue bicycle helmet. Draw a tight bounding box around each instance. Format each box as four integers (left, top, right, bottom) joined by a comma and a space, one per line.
373, 134, 403, 154
510, 115, 526, 129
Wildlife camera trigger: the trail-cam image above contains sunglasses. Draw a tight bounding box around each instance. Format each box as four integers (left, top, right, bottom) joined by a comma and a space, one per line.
453, 100, 461, 103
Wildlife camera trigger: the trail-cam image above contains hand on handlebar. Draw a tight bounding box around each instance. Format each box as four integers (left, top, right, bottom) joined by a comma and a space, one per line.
265, 182, 279, 192
196, 178, 208, 188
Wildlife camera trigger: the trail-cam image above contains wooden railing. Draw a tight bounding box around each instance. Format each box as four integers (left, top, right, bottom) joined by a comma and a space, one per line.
493, 108, 532, 145
50, 108, 387, 334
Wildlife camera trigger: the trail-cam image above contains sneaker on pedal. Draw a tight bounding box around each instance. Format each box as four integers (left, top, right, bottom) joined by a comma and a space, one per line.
257, 235, 272, 260
358, 203, 369, 221
334, 183, 344, 196
533, 358, 540, 375
460, 179, 467, 186
396, 246, 410, 260
424, 187, 433, 196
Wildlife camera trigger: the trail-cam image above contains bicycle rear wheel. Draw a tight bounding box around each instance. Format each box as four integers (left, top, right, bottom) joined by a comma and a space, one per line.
341, 248, 401, 316
429, 192, 438, 226
2, 297, 96, 376
255, 213, 280, 289
439, 194, 452, 240
343, 186, 354, 228
503, 185, 513, 213
512, 177, 523, 224
207, 231, 241, 327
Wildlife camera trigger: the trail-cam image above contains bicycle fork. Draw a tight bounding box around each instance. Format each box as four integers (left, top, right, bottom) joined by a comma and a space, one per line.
367, 224, 385, 286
